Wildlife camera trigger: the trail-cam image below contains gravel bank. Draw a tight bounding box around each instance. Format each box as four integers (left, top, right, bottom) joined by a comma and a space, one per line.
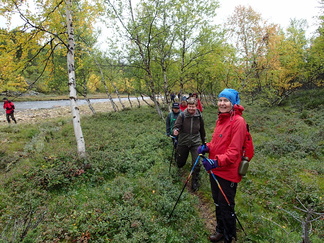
0, 99, 153, 126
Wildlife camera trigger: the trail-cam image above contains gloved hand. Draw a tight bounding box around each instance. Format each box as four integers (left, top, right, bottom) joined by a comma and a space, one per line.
197, 144, 209, 155
202, 158, 218, 171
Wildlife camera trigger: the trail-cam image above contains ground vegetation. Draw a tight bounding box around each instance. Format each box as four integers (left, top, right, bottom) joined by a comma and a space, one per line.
0, 88, 322, 242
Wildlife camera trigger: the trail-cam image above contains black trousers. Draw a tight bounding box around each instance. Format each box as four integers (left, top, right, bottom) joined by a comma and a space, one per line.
175, 144, 201, 189
6, 112, 16, 123
209, 174, 237, 242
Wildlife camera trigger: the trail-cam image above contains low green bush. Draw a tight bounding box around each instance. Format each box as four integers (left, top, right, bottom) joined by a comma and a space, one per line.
0, 88, 323, 242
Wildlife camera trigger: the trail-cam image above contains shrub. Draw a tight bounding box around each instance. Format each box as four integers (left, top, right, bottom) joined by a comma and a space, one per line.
0, 89, 323, 242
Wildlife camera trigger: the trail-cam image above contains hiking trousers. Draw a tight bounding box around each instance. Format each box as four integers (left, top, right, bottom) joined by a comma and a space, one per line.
209, 175, 237, 242
176, 144, 201, 190
6, 112, 17, 124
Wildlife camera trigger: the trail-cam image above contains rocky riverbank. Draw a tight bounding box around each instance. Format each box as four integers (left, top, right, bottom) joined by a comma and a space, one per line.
0, 99, 152, 126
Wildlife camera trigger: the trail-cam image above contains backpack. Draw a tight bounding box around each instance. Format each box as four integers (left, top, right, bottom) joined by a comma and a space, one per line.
230, 117, 254, 161
169, 112, 180, 134
242, 124, 254, 161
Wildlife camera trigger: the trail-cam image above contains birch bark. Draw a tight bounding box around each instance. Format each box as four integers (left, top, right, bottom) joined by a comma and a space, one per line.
65, 0, 86, 158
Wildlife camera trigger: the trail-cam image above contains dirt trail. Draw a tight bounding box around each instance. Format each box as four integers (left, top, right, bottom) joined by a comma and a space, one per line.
196, 192, 217, 234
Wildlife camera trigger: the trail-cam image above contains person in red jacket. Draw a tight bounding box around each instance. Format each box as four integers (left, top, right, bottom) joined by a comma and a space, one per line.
192, 93, 203, 112
3, 98, 17, 124
179, 97, 188, 111
198, 88, 247, 243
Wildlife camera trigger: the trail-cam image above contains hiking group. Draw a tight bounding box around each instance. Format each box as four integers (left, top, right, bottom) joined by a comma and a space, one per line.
166, 93, 205, 192
166, 89, 254, 243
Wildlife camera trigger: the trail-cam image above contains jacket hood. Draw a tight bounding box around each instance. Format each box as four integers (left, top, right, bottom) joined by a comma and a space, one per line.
218, 104, 244, 121
232, 104, 244, 115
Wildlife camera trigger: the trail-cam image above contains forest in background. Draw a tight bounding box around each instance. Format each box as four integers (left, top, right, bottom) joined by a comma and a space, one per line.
0, 0, 323, 110
0, 3, 323, 240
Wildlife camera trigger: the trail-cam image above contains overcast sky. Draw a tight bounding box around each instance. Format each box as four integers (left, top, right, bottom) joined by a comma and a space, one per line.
216, 0, 322, 36
0, 0, 322, 39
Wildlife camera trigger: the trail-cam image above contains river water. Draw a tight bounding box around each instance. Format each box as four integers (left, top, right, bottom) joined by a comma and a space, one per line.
1, 97, 142, 114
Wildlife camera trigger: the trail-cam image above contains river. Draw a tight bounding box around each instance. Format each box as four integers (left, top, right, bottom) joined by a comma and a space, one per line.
0, 97, 143, 114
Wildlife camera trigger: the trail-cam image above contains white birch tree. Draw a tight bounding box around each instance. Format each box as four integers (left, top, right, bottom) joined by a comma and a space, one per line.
0, 0, 101, 157
65, 0, 86, 158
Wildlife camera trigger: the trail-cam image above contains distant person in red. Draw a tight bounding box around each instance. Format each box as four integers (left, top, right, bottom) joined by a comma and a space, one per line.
3, 98, 17, 124
179, 97, 188, 111
192, 93, 203, 112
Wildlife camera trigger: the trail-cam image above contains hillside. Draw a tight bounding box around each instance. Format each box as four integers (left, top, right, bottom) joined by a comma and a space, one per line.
0, 89, 323, 242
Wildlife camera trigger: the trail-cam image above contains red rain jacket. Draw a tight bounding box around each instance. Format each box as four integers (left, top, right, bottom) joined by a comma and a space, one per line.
179, 104, 187, 111
3, 100, 15, 114
207, 105, 247, 183
196, 99, 203, 112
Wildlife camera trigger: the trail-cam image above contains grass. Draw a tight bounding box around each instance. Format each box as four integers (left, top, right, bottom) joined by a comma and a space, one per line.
0, 88, 323, 242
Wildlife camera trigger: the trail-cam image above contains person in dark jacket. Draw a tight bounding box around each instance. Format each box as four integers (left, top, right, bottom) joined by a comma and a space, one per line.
166, 102, 181, 149
3, 98, 17, 124
170, 92, 176, 102
173, 97, 206, 192
198, 88, 247, 243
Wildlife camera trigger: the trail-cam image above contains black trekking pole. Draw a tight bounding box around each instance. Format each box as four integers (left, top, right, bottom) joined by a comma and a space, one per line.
210, 172, 247, 236
168, 154, 201, 219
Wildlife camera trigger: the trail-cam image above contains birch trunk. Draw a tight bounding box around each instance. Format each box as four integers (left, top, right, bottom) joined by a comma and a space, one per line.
65, 0, 86, 158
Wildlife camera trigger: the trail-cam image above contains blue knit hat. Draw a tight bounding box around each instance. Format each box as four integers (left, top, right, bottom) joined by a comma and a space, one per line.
218, 88, 240, 105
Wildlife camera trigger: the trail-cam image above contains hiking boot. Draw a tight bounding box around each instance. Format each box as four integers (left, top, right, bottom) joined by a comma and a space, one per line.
209, 232, 224, 242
